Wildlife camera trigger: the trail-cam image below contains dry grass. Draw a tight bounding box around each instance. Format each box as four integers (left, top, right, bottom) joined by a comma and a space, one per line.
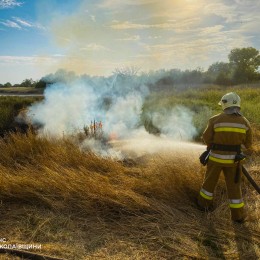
0, 132, 259, 259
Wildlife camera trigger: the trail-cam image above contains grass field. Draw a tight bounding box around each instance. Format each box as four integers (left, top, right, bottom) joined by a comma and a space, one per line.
0, 84, 259, 259
0, 87, 44, 94
142, 84, 260, 135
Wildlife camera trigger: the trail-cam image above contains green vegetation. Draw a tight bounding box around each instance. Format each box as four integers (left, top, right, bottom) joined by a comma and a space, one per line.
1, 84, 259, 140
0, 87, 44, 94
207, 47, 260, 85
142, 84, 260, 137
229, 47, 260, 83
0, 78, 45, 89
0, 96, 41, 135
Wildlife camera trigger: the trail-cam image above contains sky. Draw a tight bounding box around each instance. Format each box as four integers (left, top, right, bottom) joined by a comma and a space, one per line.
0, 0, 259, 84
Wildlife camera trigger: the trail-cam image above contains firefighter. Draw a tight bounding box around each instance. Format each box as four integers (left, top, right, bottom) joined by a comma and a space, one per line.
197, 92, 253, 223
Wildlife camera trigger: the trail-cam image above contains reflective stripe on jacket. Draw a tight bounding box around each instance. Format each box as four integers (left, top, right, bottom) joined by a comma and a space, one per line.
202, 112, 252, 166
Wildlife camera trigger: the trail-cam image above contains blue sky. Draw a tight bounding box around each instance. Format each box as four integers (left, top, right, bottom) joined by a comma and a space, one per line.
0, 0, 259, 84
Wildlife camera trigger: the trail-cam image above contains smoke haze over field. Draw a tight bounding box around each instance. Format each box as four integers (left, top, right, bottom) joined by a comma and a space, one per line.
27, 70, 200, 156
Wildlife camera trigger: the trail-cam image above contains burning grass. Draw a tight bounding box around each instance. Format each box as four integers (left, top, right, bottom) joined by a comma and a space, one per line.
0, 132, 259, 259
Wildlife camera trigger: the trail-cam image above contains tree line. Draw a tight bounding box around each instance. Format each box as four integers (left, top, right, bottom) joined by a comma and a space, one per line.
0, 47, 259, 88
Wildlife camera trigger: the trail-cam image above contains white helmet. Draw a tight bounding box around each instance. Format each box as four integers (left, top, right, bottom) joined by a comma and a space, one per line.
218, 92, 241, 110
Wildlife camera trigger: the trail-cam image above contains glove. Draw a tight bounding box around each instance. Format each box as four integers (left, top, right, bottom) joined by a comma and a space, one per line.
199, 150, 210, 166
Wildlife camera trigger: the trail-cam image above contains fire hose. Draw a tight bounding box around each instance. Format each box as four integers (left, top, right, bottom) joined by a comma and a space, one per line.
242, 166, 260, 194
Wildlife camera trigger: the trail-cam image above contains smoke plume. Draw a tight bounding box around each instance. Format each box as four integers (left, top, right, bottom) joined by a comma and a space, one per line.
27, 70, 200, 157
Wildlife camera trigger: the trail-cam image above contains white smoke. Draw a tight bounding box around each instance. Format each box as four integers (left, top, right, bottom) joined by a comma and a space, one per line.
150, 106, 197, 140
27, 70, 200, 158
28, 71, 149, 139
104, 92, 144, 139
28, 80, 100, 136
81, 138, 124, 159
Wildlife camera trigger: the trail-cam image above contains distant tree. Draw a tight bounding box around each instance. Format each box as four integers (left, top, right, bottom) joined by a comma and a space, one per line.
20, 78, 35, 88
208, 62, 230, 75
207, 62, 234, 85
113, 66, 140, 78
35, 80, 47, 89
229, 47, 260, 83
180, 68, 204, 84
3, 82, 12, 88
39, 69, 77, 86
0, 84, 3, 88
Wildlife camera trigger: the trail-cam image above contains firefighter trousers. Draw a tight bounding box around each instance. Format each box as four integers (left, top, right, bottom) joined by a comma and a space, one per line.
198, 161, 245, 221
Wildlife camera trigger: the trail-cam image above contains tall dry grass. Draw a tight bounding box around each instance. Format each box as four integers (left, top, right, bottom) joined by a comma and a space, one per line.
0, 132, 259, 259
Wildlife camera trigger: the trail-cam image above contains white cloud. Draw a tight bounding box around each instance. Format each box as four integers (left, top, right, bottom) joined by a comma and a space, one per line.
203, 2, 237, 22
13, 17, 33, 27
111, 17, 201, 31
52, 54, 66, 57
117, 35, 140, 41
148, 36, 161, 39
98, 0, 155, 9
13, 0, 256, 81
1, 17, 46, 30
0, 20, 21, 29
198, 25, 225, 36
80, 43, 110, 51
17, 17, 46, 30
0, 55, 63, 65
0, 0, 23, 9
90, 15, 96, 22
111, 21, 180, 30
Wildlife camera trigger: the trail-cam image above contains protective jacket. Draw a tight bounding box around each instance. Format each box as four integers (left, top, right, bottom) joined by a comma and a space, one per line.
202, 112, 252, 166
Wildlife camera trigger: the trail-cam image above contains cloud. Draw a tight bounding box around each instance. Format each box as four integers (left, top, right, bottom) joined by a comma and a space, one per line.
111, 21, 172, 30
203, 2, 237, 22
1, 17, 46, 30
0, 0, 23, 9
110, 17, 201, 31
98, 0, 155, 9
117, 35, 140, 41
80, 43, 110, 51
0, 56, 67, 84
14, 17, 46, 30
198, 25, 225, 36
0, 55, 63, 65
13, 17, 33, 27
0, 20, 21, 29
46, 0, 258, 76
90, 15, 96, 22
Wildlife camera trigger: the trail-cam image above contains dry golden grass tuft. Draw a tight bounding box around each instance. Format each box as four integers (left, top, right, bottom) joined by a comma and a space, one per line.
0, 132, 259, 259
252, 124, 260, 155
